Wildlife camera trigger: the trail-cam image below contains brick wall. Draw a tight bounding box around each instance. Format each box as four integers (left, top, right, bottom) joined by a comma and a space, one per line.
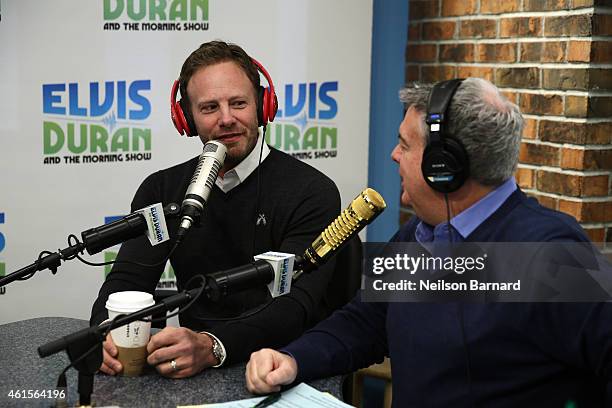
403, 0, 612, 252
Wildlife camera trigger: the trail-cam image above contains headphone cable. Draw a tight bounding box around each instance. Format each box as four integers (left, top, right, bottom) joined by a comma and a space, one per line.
251, 126, 266, 257
444, 193, 453, 243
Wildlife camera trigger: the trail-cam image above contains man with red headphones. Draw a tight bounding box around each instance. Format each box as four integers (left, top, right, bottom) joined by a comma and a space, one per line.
246, 78, 612, 407
90, 41, 341, 378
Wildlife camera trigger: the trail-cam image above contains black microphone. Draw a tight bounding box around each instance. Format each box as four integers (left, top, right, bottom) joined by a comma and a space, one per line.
81, 203, 180, 255
206, 259, 278, 302
206, 253, 296, 301
176, 141, 227, 243
205, 188, 387, 299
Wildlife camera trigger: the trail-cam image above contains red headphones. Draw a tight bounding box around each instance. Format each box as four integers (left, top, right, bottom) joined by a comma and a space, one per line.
170, 57, 278, 137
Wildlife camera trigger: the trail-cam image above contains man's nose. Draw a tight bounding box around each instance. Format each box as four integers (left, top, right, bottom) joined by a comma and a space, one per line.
219, 105, 236, 127
391, 145, 400, 163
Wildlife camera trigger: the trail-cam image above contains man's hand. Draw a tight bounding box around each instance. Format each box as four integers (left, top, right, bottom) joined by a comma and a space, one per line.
146, 326, 217, 378
99, 334, 122, 375
246, 349, 298, 394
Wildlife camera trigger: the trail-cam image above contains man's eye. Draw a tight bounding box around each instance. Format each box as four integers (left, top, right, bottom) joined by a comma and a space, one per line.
232, 100, 247, 108
201, 105, 217, 113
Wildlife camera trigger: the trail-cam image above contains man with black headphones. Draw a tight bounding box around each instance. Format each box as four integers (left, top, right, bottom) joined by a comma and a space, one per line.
90, 41, 341, 378
246, 78, 612, 406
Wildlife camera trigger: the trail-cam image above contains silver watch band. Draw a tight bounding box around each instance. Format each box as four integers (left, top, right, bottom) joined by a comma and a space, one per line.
201, 331, 226, 367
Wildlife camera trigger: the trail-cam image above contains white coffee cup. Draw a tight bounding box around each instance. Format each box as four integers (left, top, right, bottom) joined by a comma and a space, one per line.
105, 291, 155, 376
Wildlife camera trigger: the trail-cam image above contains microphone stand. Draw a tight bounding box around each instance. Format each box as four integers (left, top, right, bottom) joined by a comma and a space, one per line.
67, 330, 102, 407
38, 287, 203, 406
0, 242, 87, 287
38, 288, 204, 358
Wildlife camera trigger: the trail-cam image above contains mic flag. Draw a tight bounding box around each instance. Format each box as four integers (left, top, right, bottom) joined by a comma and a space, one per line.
139, 203, 170, 246
254, 252, 295, 297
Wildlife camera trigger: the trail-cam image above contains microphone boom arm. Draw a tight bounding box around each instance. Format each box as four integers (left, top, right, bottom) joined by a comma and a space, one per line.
0, 243, 86, 287
38, 287, 202, 358
0, 203, 180, 288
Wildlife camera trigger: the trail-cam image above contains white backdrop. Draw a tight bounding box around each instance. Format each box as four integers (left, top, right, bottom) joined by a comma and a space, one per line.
0, 0, 373, 323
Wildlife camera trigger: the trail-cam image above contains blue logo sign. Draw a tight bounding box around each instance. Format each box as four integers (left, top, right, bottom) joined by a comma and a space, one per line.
276, 82, 338, 120
0, 212, 5, 253
0, 212, 6, 290
42, 81, 151, 120
42, 80, 153, 165
105, 215, 123, 224
266, 81, 339, 160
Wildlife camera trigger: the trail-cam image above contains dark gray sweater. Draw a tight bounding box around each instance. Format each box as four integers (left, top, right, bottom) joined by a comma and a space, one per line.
91, 147, 340, 364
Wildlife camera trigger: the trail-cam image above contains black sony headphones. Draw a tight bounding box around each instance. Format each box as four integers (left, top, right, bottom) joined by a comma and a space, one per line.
421, 79, 470, 194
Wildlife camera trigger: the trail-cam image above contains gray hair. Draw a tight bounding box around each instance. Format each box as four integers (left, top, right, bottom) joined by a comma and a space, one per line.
399, 78, 524, 186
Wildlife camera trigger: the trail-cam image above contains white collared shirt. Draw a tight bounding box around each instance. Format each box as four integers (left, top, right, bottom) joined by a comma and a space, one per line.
215, 131, 270, 193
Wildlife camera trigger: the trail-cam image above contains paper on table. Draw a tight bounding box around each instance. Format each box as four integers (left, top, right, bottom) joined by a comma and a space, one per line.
178, 382, 353, 408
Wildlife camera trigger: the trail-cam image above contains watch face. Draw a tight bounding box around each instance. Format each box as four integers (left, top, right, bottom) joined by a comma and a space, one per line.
212, 338, 224, 362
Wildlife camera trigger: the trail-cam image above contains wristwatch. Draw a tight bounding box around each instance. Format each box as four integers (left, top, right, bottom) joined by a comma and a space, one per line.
202, 331, 226, 367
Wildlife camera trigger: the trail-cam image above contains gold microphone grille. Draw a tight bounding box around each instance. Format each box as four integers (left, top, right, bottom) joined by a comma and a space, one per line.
311, 188, 386, 261
322, 208, 360, 247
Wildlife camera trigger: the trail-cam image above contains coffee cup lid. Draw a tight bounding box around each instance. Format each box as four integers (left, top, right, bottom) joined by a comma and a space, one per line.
105, 291, 155, 313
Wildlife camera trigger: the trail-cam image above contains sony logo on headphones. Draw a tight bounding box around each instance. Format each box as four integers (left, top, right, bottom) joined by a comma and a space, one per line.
432, 164, 446, 168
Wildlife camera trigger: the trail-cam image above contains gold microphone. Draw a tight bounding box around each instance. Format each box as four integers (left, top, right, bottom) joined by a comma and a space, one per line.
296, 188, 386, 274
